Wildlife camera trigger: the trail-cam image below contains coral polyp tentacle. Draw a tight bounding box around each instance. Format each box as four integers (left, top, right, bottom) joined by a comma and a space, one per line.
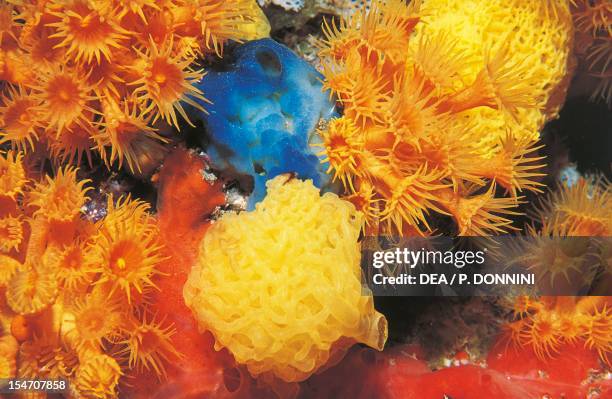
90, 196, 165, 304
28, 65, 97, 134
0, 86, 41, 153
118, 312, 181, 380
47, 0, 130, 64
129, 37, 209, 129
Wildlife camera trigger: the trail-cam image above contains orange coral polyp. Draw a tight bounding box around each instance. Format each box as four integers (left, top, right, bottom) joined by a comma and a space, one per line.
173, 0, 269, 57
119, 313, 181, 379
46, 242, 95, 290
91, 197, 165, 304
97, 98, 167, 172
18, 335, 78, 379
317, 117, 364, 187
0, 151, 27, 200
533, 175, 611, 237
74, 353, 121, 399
0, 88, 41, 153
28, 167, 91, 223
572, 0, 612, 35
6, 262, 59, 315
507, 296, 612, 366
70, 292, 122, 347
522, 311, 563, 360
47, 0, 129, 64
86, 57, 125, 99
48, 122, 98, 166
584, 305, 612, 365
130, 38, 207, 129
0, 215, 23, 253
32, 67, 96, 133
317, 0, 570, 234
2, 0, 270, 167
0, 3, 18, 48
19, 16, 64, 69
0, 147, 180, 388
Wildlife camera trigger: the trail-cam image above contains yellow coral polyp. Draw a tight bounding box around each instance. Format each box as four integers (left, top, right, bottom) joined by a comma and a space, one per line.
184, 175, 387, 382
46, 242, 95, 291
74, 353, 122, 399
0, 151, 27, 200
6, 262, 59, 315
130, 37, 208, 129
68, 292, 123, 348
173, 0, 271, 56
508, 296, 612, 365
18, 335, 78, 379
0, 254, 19, 286
47, 0, 130, 64
91, 196, 165, 303
28, 166, 91, 224
533, 175, 611, 237
30, 65, 96, 134
0, 87, 41, 153
584, 305, 612, 364
118, 313, 181, 379
48, 122, 98, 166
0, 215, 23, 253
97, 98, 168, 173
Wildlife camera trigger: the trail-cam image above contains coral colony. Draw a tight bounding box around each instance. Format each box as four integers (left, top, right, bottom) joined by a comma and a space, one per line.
0, 0, 610, 398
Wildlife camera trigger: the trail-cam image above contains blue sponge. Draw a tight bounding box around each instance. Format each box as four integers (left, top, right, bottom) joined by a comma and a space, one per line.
191, 39, 338, 209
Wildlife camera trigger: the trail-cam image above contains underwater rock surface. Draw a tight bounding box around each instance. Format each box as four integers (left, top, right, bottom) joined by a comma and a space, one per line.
192, 38, 337, 209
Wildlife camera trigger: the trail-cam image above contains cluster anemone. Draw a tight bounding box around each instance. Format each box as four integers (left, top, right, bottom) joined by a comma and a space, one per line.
18, 335, 79, 380
0, 86, 40, 153
0, 150, 27, 201
507, 296, 612, 366
570, 0, 612, 106
29, 166, 92, 224
118, 312, 181, 379
0, 336, 18, 379
532, 174, 611, 237
129, 38, 207, 129
316, 0, 574, 235
0, 0, 270, 172
184, 175, 387, 383
0, 214, 23, 253
0, 151, 178, 396
90, 196, 165, 303
74, 353, 122, 399
502, 177, 611, 365
495, 175, 610, 296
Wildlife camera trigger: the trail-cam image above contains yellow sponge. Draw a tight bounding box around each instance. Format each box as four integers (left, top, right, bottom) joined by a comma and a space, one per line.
183, 175, 387, 382
413, 0, 575, 143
